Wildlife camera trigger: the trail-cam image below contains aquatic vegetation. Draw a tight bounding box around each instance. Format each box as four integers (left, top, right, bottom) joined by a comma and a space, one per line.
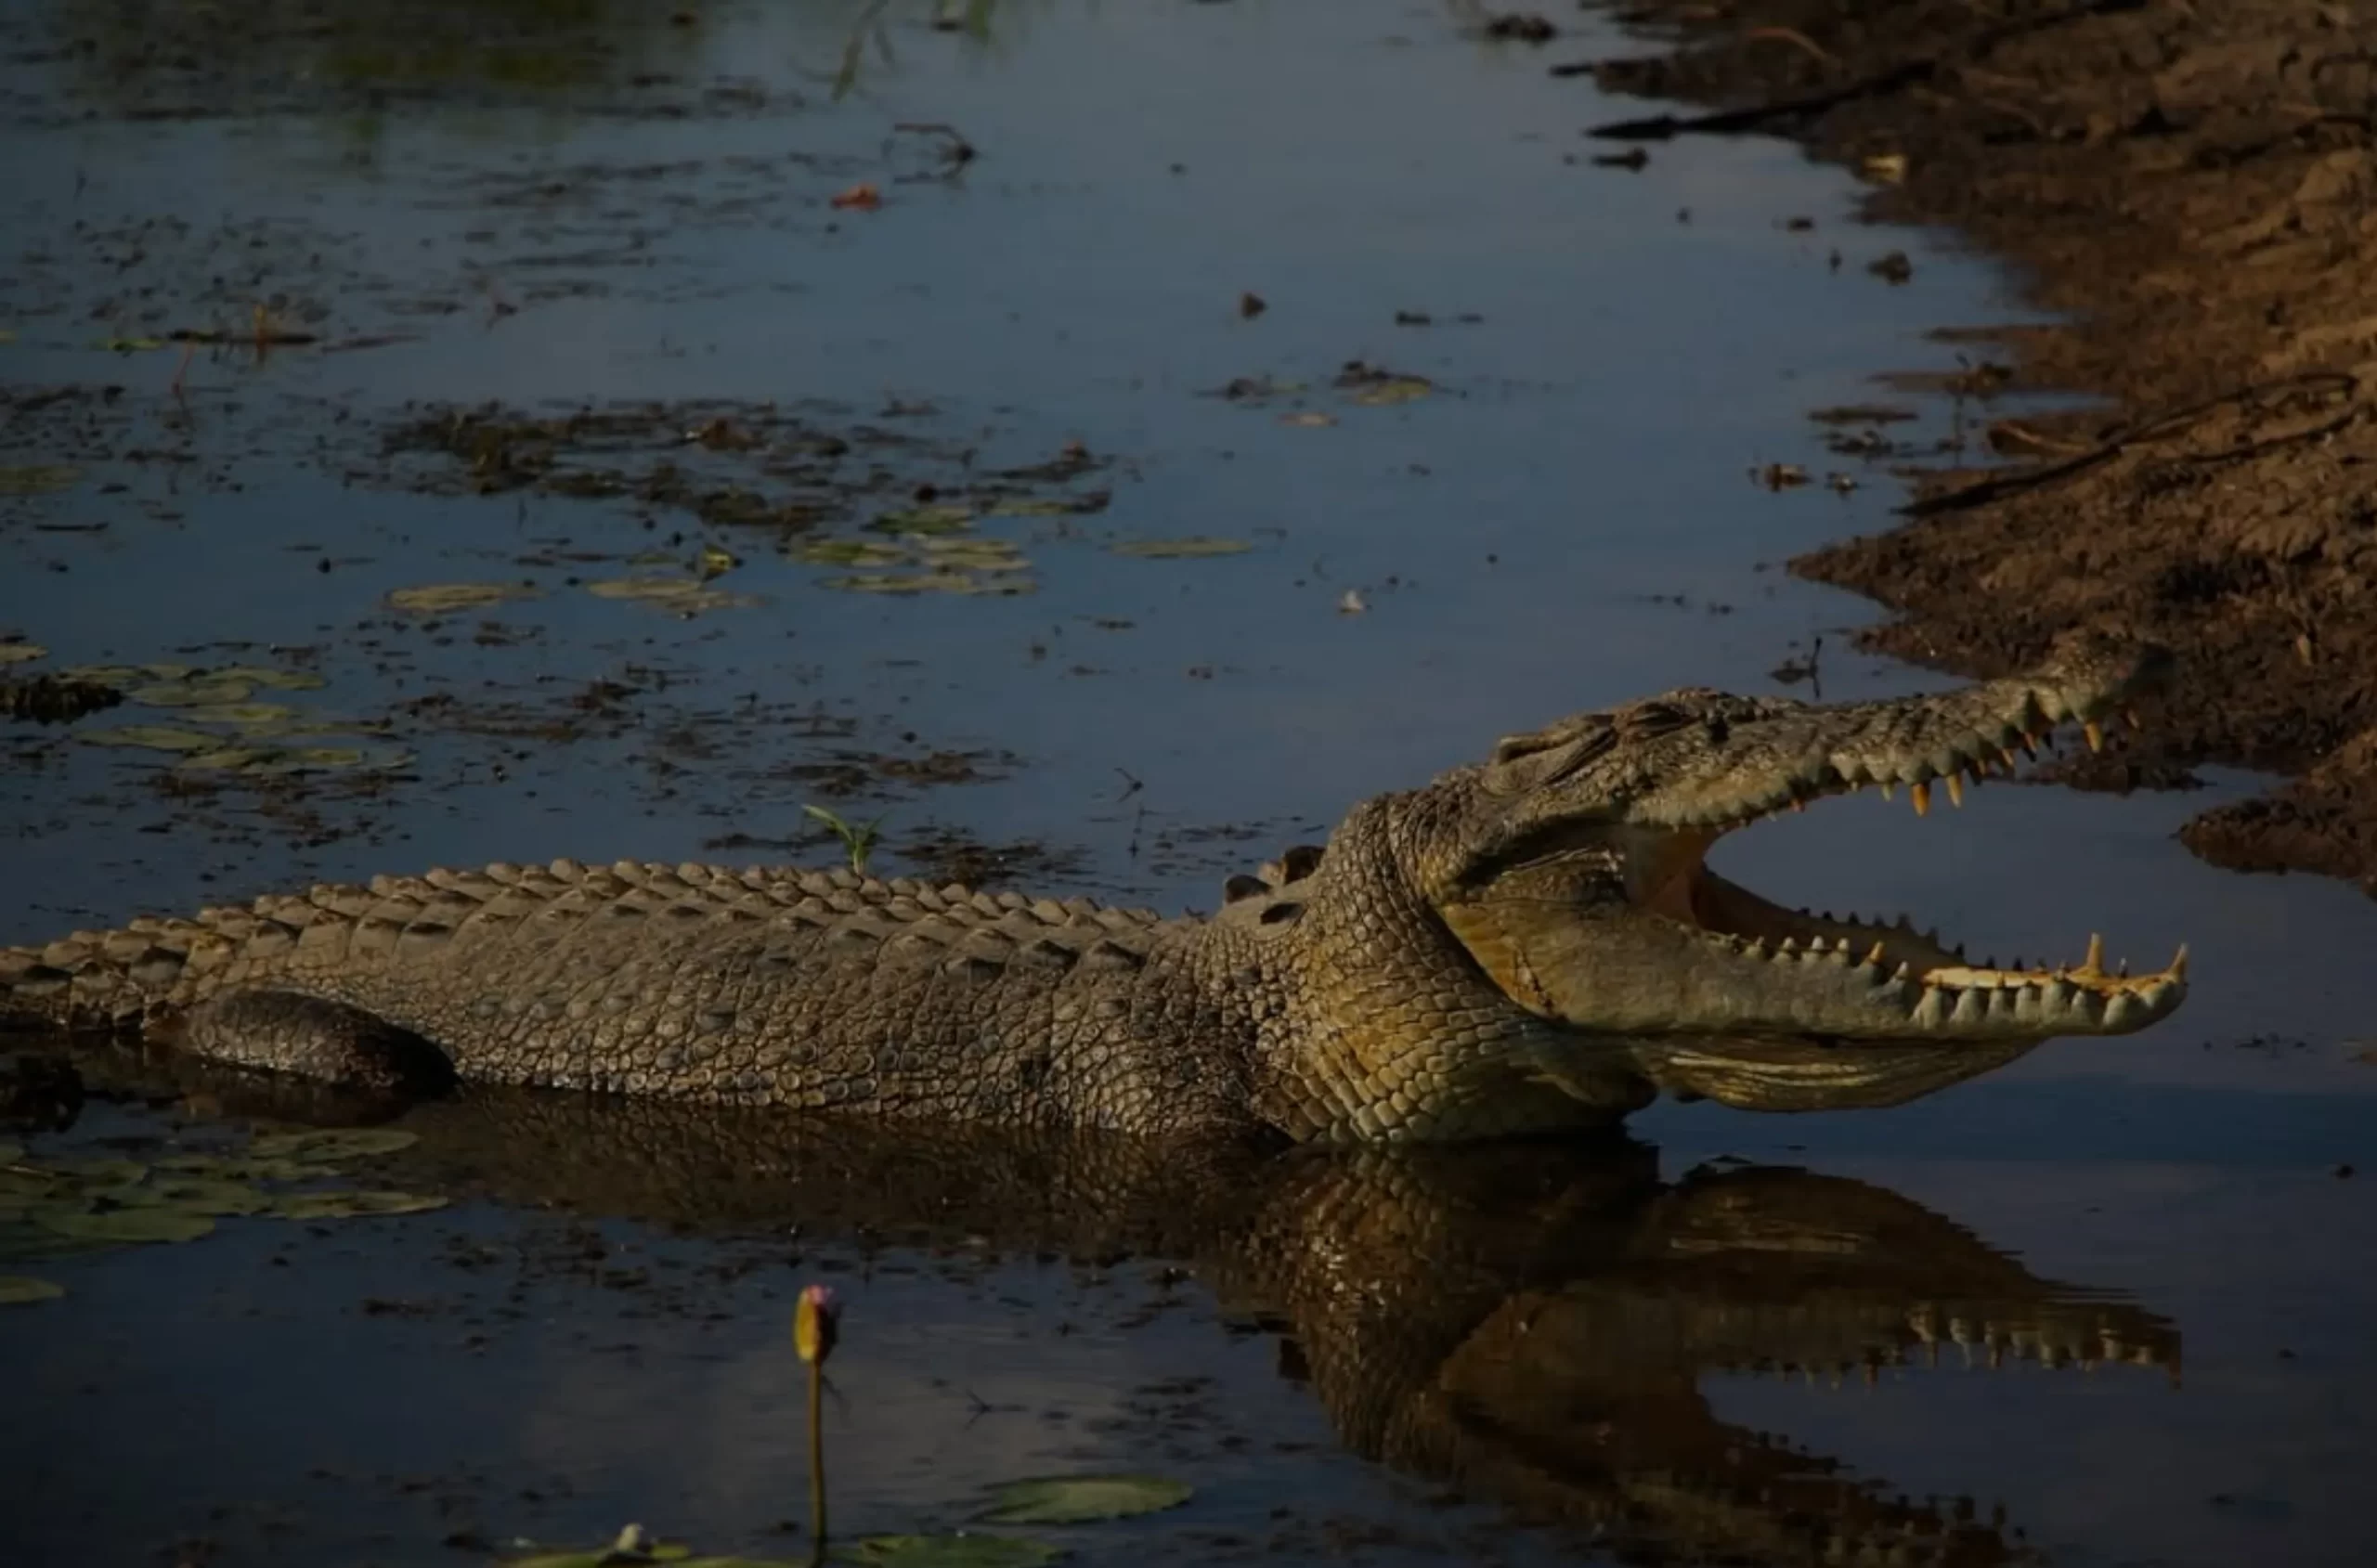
802, 804, 887, 875
0, 1123, 445, 1303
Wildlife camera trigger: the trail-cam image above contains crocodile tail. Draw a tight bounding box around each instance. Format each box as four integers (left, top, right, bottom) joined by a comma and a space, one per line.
0, 916, 219, 1031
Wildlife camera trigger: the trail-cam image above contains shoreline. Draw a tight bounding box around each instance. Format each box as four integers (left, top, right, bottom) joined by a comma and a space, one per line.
1580, 0, 2377, 894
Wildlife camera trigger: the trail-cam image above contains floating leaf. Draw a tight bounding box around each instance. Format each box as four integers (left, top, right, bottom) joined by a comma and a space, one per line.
98, 335, 169, 352
1350, 377, 1432, 407
848, 1537, 1062, 1568
790, 539, 907, 568
0, 1168, 54, 1201
0, 1225, 113, 1263
0, 1276, 64, 1306
0, 644, 44, 666
586, 577, 758, 616
268, 1189, 448, 1220
822, 572, 1033, 597
0, 464, 79, 496
210, 665, 328, 691
974, 1474, 1192, 1525
129, 678, 258, 707
870, 503, 976, 536
178, 747, 274, 772
180, 703, 298, 728
261, 746, 370, 771
1279, 411, 1336, 428
33, 1205, 214, 1244
45, 1157, 148, 1189
128, 1176, 272, 1216
152, 1153, 319, 1183
987, 495, 1106, 518
696, 544, 741, 578
387, 582, 542, 615
78, 725, 221, 752
249, 1127, 420, 1162
1111, 538, 1252, 560
916, 539, 1028, 573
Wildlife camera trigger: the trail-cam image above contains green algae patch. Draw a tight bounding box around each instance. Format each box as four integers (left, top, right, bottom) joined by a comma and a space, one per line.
0, 1275, 64, 1306
973, 1474, 1191, 1525
0, 644, 45, 666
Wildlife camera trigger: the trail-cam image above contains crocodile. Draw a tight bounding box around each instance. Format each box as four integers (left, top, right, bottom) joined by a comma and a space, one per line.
0, 635, 2190, 1144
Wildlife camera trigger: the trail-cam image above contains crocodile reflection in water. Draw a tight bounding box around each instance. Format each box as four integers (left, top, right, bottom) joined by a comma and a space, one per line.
195, 1081, 2172, 1568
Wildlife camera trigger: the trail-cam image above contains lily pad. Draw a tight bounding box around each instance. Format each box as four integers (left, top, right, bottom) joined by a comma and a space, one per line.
822, 572, 1032, 598
0, 1225, 114, 1263
33, 1205, 214, 1244
152, 1153, 320, 1183
0, 1276, 64, 1305
44, 1156, 148, 1189
178, 747, 275, 773
249, 1127, 419, 1162
388, 582, 542, 615
0, 464, 79, 496
128, 678, 258, 707
916, 539, 1029, 573
179, 702, 299, 728
79, 725, 221, 752
870, 503, 977, 536
790, 539, 908, 568
586, 577, 758, 616
973, 1474, 1192, 1525
267, 1189, 448, 1220
1111, 538, 1252, 560
275, 745, 410, 776
848, 1537, 1062, 1568
0, 644, 44, 667
0, 1168, 55, 1201
1349, 377, 1433, 406
988, 495, 1106, 518
210, 665, 328, 691
129, 1176, 273, 1216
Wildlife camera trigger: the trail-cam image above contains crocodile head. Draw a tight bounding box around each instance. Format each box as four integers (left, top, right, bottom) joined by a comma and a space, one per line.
1412, 634, 2189, 1110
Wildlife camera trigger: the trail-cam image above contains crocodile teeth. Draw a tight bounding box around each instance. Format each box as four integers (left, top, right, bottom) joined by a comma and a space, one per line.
1944, 773, 1965, 809
2084, 720, 2105, 753
1911, 781, 1931, 816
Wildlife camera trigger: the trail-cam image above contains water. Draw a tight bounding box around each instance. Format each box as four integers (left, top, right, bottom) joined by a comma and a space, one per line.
3, 2, 2373, 1564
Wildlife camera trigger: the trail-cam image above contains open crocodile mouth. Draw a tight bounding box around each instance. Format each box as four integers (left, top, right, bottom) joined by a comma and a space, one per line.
1621, 689, 2189, 1043
1451, 641, 2193, 1071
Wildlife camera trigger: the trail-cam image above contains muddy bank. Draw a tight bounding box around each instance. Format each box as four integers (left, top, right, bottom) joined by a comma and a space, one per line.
1585, 0, 2377, 893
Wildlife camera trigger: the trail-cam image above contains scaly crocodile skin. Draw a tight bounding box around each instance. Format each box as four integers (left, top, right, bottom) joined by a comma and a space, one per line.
3, 638, 2189, 1142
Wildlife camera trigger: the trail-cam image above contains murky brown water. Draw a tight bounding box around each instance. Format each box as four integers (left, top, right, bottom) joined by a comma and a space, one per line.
3, 2, 2373, 1564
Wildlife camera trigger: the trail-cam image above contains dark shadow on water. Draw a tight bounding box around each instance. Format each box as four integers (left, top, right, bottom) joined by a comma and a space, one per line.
34, 1044, 2180, 1567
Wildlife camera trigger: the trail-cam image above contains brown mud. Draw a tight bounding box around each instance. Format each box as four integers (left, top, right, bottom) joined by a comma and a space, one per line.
1587, 0, 2377, 894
